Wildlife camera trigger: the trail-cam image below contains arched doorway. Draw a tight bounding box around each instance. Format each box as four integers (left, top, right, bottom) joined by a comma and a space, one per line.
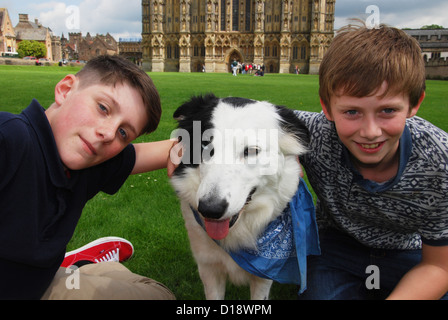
226, 49, 243, 73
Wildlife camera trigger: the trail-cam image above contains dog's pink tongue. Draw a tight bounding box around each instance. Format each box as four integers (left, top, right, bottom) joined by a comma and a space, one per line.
204, 218, 230, 240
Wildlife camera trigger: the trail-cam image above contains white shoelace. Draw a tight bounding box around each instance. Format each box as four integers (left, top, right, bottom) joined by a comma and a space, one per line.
94, 248, 120, 263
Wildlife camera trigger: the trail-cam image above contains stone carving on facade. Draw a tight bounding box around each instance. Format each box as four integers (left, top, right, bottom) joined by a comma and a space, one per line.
142, 0, 335, 73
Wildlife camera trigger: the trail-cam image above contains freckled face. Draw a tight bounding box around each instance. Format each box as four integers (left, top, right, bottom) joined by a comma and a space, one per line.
46, 77, 147, 170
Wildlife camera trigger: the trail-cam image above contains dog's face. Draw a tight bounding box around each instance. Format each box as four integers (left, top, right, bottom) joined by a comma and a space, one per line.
171, 94, 309, 241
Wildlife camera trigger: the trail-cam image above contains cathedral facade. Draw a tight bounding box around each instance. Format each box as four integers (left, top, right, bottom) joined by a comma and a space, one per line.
142, 0, 335, 74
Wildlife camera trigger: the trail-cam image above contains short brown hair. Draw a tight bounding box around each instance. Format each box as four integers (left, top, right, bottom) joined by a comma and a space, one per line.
319, 20, 426, 109
76, 55, 161, 135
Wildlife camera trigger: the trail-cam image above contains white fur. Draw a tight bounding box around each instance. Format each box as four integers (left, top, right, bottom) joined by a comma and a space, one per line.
171, 100, 306, 300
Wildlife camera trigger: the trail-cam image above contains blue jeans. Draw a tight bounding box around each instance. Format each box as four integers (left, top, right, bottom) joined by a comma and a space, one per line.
298, 229, 448, 300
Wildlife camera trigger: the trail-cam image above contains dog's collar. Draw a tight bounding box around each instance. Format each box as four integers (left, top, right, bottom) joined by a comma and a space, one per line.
190, 178, 320, 294
191, 206, 209, 233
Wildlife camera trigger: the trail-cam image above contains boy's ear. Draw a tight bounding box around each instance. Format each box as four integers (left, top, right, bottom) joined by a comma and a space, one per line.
54, 74, 78, 106
408, 91, 425, 118
320, 98, 334, 121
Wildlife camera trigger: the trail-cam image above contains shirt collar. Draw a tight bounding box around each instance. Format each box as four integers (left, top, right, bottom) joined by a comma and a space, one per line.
22, 99, 72, 188
341, 125, 413, 192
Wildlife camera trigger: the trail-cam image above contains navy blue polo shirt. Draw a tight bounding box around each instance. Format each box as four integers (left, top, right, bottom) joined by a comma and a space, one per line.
0, 100, 136, 299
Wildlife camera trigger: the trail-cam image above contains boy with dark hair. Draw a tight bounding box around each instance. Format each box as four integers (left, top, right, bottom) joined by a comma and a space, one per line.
296, 23, 448, 299
0, 55, 175, 299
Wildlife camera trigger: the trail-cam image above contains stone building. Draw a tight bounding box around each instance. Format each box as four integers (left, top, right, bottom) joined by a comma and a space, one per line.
14, 13, 61, 61
142, 0, 335, 73
404, 29, 448, 79
119, 37, 143, 64
0, 8, 17, 56
62, 32, 118, 61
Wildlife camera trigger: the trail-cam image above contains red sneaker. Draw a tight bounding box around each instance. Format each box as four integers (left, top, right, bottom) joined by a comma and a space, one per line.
61, 237, 134, 268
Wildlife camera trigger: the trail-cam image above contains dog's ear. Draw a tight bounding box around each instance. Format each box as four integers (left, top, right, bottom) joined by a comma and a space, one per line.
275, 105, 310, 155
275, 105, 310, 145
173, 93, 218, 121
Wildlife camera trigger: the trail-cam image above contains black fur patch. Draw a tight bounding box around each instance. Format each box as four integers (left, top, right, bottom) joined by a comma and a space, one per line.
221, 97, 256, 108
275, 105, 310, 147
173, 94, 218, 173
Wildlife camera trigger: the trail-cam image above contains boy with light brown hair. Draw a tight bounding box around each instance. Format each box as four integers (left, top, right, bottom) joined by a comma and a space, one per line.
296, 22, 448, 299
0, 55, 176, 299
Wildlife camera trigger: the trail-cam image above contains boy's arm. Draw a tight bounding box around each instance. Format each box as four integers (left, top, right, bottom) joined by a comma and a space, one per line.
132, 139, 178, 176
387, 244, 448, 300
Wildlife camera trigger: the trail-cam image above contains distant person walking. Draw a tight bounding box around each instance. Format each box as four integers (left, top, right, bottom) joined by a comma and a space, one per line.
232, 59, 238, 76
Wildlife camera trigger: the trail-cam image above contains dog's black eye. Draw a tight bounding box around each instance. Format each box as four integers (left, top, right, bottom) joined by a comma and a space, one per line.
244, 146, 261, 158
201, 135, 213, 150
202, 141, 214, 161
201, 142, 210, 150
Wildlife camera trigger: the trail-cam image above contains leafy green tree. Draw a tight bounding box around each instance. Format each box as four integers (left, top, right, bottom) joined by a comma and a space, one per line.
17, 40, 47, 58
421, 24, 444, 30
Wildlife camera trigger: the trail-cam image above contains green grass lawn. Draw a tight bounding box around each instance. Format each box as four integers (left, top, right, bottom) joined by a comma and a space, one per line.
1, 65, 447, 300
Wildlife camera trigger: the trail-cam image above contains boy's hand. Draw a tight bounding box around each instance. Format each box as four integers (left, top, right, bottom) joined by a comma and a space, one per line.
167, 140, 183, 178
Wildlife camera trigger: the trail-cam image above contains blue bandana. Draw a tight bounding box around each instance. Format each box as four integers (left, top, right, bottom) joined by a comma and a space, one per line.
192, 178, 320, 294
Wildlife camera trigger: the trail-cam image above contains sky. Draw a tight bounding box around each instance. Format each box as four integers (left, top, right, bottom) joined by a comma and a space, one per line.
2, 0, 448, 40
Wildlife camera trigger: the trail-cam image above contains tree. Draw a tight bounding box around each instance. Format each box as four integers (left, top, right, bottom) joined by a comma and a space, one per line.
17, 40, 47, 58
421, 24, 444, 30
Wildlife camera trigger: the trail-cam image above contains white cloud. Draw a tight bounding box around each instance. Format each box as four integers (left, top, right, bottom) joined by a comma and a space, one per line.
35, 2, 75, 34
78, 0, 141, 37
13, 0, 142, 39
335, 0, 448, 29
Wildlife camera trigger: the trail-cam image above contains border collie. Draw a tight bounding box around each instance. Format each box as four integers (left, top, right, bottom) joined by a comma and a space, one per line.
170, 94, 318, 300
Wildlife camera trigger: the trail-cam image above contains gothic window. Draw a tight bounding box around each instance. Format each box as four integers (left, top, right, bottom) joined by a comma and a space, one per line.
293, 45, 298, 60
273, 45, 278, 57
232, 0, 239, 31
194, 44, 203, 56
167, 45, 172, 58
221, 0, 226, 31
301, 45, 306, 59
245, 0, 251, 31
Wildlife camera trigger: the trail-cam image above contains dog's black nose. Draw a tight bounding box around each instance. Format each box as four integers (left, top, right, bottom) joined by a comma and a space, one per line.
198, 198, 229, 220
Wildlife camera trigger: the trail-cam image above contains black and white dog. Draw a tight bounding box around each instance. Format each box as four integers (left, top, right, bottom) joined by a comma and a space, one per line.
170, 94, 316, 300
